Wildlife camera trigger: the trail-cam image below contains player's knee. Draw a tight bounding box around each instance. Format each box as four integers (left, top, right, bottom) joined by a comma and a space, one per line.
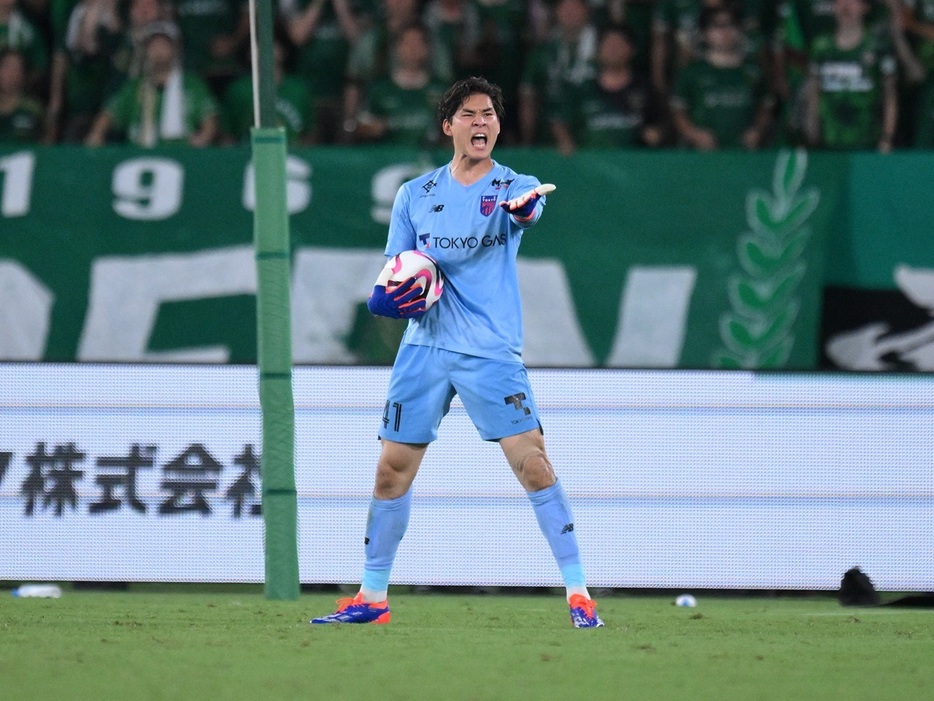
374, 463, 411, 499
374, 443, 426, 498
515, 449, 556, 492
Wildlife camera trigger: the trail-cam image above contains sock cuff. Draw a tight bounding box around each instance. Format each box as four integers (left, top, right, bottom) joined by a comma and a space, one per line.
362, 567, 392, 594
370, 490, 412, 511
527, 479, 563, 506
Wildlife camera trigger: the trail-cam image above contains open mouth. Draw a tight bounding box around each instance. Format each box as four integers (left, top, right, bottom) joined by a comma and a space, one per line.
471, 134, 488, 147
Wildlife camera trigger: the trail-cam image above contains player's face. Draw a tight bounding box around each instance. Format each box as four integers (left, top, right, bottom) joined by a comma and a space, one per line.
443, 93, 500, 160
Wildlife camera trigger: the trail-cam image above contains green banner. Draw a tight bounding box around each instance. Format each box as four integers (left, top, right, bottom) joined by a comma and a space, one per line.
828, 153, 934, 289
0, 146, 861, 368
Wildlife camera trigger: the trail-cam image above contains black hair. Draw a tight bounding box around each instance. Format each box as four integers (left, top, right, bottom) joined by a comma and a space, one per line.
437, 76, 505, 127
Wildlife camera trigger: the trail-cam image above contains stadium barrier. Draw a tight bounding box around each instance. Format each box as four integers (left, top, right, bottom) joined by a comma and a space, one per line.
1, 363, 931, 590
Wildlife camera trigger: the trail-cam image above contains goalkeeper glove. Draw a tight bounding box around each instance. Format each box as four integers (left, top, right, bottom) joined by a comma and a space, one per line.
367, 277, 427, 319
499, 184, 553, 222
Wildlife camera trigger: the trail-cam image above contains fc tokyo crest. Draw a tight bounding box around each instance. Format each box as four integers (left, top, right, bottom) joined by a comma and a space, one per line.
480, 195, 497, 216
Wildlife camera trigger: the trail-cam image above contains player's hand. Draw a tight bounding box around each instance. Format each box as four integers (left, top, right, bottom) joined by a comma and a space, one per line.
367, 277, 427, 319
499, 183, 556, 221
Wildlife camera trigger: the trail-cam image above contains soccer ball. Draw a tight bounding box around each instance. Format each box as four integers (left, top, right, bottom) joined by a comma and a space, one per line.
375, 250, 444, 311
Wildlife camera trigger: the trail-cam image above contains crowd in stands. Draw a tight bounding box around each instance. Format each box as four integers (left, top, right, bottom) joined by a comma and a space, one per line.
2, 0, 934, 149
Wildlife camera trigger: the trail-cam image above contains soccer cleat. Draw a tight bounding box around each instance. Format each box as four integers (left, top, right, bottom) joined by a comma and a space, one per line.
310, 593, 391, 625
569, 594, 604, 628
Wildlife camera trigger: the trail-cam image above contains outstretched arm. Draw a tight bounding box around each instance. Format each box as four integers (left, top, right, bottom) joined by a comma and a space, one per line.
499, 183, 556, 223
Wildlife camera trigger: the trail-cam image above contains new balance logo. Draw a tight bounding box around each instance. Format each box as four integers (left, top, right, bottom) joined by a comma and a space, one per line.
430, 204, 444, 212
561, 523, 574, 534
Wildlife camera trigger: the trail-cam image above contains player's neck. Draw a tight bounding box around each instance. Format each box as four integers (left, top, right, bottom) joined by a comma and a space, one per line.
449, 154, 494, 186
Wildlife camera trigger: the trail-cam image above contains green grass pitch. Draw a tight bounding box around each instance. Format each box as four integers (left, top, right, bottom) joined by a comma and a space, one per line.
2, 588, 933, 700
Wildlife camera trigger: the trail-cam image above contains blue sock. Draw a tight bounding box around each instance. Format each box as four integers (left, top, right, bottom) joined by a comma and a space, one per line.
560, 563, 586, 589
527, 480, 585, 586
360, 491, 412, 598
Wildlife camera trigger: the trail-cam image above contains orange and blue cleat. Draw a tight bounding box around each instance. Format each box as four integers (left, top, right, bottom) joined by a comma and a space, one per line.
569, 594, 604, 628
310, 593, 391, 625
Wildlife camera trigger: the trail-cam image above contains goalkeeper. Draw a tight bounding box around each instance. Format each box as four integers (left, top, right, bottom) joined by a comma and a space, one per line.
311, 76, 603, 628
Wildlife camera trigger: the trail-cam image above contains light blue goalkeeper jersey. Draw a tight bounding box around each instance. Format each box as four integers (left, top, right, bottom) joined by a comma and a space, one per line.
385, 161, 544, 362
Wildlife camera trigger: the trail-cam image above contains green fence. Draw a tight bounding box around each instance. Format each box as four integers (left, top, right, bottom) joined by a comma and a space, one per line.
0, 146, 930, 368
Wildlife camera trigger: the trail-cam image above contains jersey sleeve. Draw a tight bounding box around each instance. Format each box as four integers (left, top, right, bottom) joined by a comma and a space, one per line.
384, 183, 418, 255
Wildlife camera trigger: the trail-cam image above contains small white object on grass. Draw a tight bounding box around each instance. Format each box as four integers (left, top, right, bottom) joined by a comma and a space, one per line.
12, 584, 62, 598
675, 594, 697, 607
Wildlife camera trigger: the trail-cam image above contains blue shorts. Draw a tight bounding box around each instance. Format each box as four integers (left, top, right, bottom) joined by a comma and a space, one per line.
378, 344, 542, 443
